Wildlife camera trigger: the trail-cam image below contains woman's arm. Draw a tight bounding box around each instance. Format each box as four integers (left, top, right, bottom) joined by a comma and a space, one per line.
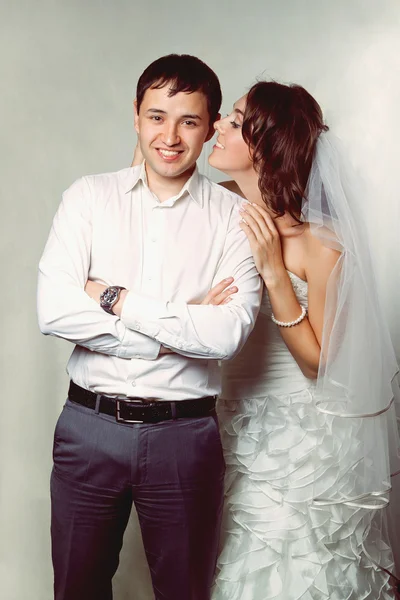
267, 242, 340, 379
131, 141, 144, 167
240, 203, 340, 379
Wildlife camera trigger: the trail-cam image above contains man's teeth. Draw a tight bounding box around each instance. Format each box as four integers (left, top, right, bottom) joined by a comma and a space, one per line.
159, 149, 180, 157
216, 142, 225, 149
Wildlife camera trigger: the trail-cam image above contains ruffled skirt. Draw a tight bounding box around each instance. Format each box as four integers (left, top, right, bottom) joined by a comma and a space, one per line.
212, 390, 395, 600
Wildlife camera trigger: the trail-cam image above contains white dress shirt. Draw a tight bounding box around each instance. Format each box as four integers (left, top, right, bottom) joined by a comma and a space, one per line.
38, 163, 262, 400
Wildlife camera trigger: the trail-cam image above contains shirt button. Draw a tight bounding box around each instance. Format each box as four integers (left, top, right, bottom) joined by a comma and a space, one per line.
131, 381, 136, 387
136, 323, 141, 331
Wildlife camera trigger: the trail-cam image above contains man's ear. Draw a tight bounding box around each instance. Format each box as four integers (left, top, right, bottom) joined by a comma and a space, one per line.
205, 112, 220, 143
205, 126, 215, 143
133, 99, 139, 134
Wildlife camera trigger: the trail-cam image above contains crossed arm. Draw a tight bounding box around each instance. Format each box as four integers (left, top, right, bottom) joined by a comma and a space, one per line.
38, 177, 261, 361
85, 278, 239, 356
37, 178, 162, 360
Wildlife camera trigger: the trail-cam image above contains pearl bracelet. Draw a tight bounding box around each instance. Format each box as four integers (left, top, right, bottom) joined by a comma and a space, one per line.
271, 305, 307, 327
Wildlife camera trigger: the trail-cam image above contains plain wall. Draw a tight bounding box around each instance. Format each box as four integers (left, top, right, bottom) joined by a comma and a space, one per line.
1, 1, 400, 598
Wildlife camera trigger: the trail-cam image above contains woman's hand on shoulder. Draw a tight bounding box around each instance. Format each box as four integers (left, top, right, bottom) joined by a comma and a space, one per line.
239, 203, 287, 288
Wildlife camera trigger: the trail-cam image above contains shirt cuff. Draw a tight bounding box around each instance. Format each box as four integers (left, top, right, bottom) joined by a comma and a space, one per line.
120, 291, 225, 358
117, 319, 161, 360
121, 291, 168, 338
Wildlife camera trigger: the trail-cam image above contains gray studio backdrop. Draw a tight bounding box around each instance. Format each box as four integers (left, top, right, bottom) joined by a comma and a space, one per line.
1, 1, 400, 599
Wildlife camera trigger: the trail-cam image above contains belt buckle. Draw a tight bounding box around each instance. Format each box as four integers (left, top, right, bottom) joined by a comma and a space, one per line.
116, 399, 144, 424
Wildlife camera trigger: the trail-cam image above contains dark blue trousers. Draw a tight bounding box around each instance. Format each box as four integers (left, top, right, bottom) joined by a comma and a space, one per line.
50, 398, 225, 600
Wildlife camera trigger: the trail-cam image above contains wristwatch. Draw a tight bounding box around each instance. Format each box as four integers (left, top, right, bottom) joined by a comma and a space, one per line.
100, 286, 126, 315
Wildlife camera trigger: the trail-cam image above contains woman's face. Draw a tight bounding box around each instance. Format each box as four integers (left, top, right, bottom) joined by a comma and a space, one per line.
208, 95, 254, 176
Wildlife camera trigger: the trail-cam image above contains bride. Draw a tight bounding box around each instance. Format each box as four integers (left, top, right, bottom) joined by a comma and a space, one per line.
131, 80, 400, 599
209, 81, 400, 600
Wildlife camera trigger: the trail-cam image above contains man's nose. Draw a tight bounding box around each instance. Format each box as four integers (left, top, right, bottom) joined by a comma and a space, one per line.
162, 123, 180, 146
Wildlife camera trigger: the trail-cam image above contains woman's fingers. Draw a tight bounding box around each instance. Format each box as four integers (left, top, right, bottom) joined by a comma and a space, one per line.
250, 203, 280, 236
239, 208, 264, 242
241, 204, 274, 241
240, 218, 260, 249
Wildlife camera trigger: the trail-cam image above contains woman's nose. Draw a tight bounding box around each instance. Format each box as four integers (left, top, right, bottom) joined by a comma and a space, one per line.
214, 119, 224, 133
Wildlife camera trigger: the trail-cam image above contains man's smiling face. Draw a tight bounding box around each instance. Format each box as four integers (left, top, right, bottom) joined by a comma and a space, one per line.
134, 84, 214, 181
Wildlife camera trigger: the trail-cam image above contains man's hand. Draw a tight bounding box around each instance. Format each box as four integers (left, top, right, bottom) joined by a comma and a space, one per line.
85, 280, 107, 303
194, 277, 238, 306
159, 279, 237, 356
159, 345, 174, 355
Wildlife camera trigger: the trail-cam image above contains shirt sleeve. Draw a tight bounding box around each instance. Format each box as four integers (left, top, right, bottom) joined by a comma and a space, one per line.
120, 202, 262, 360
37, 177, 160, 360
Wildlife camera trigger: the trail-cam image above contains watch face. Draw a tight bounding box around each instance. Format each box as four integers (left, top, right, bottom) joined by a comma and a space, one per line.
100, 286, 120, 308
101, 287, 118, 306
100, 286, 125, 314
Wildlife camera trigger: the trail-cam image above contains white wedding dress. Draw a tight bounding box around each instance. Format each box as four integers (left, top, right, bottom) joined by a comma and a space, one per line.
213, 272, 395, 600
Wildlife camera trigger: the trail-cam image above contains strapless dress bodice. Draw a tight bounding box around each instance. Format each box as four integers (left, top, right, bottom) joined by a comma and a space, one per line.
221, 271, 313, 398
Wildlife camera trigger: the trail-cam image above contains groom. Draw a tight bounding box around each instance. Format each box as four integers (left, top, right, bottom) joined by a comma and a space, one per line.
38, 54, 261, 600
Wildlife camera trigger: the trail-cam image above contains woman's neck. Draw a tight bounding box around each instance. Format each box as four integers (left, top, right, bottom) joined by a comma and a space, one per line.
232, 171, 263, 206
233, 171, 306, 237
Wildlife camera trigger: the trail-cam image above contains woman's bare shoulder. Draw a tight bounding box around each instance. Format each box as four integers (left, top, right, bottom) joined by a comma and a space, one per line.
303, 226, 341, 280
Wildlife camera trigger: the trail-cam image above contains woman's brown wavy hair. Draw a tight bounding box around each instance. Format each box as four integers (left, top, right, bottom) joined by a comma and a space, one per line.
242, 81, 328, 222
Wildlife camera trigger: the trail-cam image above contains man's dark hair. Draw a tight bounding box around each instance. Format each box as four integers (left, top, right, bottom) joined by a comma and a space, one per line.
136, 54, 222, 126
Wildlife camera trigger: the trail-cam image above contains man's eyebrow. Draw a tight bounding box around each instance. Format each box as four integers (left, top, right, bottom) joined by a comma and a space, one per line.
146, 108, 167, 114
182, 113, 202, 120
145, 109, 202, 120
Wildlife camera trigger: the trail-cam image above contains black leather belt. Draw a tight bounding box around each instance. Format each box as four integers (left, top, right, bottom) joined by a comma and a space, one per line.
68, 381, 217, 424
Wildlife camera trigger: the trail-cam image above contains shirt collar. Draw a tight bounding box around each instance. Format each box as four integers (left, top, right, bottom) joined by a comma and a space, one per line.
123, 162, 145, 193
124, 162, 203, 208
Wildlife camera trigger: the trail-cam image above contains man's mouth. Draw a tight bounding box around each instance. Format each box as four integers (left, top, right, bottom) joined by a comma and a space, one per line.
156, 148, 183, 161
